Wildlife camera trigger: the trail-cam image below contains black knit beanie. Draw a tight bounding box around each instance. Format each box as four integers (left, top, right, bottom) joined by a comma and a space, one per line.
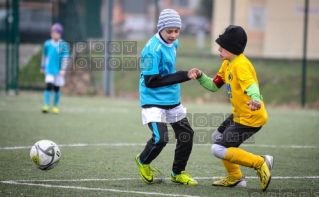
215, 25, 247, 55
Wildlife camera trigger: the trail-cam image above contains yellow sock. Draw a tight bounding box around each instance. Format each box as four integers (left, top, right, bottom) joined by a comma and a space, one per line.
224, 147, 264, 168
221, 159, 242, 180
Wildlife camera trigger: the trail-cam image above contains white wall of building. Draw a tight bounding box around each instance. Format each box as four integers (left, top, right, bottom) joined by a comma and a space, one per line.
212, 0, 319, 60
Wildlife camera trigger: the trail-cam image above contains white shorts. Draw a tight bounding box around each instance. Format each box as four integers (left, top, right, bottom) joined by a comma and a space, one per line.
142, 104, 187, 125
45, 75, 65, 87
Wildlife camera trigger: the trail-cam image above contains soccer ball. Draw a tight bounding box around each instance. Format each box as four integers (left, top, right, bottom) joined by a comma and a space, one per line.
30, 140, 61, 170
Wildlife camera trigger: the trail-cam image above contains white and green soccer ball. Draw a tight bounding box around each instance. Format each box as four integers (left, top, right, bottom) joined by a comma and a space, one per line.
30, 140, 61, 170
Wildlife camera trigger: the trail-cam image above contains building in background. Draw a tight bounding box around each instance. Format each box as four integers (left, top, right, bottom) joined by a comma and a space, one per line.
212, 0, 319, 60
113, 0, 205, 38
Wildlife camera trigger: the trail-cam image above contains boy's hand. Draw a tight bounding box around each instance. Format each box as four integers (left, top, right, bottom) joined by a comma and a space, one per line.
247, 100, 261, 111
60, 70, 66, 76
188, 68, 202, 79
40, 69, 44, 74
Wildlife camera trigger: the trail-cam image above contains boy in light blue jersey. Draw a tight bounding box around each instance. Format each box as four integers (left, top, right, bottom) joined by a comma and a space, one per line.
41, 23, 69, 114
135, 9, 197, 186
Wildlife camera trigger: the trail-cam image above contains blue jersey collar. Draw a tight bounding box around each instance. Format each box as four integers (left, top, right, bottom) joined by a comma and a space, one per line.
50, 39, 61, 47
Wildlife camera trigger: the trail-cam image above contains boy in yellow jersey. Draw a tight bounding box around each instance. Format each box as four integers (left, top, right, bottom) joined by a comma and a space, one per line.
188, 25, 274, 191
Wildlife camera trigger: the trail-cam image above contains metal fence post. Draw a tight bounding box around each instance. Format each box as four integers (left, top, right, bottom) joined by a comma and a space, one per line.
103, 0, 114, 96
5, 0, 10, 94
301, 0, 309, 108
13, 0, 19, 95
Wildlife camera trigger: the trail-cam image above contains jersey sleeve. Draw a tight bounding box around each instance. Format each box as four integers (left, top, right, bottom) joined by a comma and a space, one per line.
58, 41, 70, 70
236, 64, 256, 91
41, 41, 48, 68
60, 41, 71, 58
246, 83, 262, 101
216, 61, 227, 83
42, 41, 48, 56
197, 73, 219, 92
140, 53, 160, 75
144, 70, 189, 88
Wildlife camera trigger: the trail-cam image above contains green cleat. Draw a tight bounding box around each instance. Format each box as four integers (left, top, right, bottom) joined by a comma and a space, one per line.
42, 106, 49, 113
256, 155, 274, 191
52, 107, 59, 114
171, 171, 198, 185
212, 176, 246, 187
135, 154, 161, 184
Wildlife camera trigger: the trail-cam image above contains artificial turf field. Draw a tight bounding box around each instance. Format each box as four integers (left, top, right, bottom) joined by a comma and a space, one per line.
1, 92, 319, 197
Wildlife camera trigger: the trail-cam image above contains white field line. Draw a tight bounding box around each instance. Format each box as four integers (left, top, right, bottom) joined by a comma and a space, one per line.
5, 176, 319, 183
0, 143, 318, 150
0, 181, 202, 197
1, 176, 318, 197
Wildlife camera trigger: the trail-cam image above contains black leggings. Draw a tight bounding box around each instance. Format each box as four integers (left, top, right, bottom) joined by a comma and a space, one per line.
46, 83, 60, 92
139, 117, 194, 174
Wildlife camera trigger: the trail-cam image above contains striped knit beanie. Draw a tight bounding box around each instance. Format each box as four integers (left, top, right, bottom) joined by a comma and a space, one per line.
157, 9, 182, 32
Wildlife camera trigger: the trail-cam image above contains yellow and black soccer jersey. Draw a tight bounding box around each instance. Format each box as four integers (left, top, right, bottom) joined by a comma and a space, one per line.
217, 54, 268, 127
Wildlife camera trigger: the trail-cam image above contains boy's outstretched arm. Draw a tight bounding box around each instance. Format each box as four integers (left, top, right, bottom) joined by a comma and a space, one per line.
144, 71, 190, 88
189, 68, 224, 92
197, 74, 222, 92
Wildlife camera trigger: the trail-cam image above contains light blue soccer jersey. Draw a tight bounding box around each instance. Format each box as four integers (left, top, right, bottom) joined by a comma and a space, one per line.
139, 34, 181, 106
43, 39, 70, 75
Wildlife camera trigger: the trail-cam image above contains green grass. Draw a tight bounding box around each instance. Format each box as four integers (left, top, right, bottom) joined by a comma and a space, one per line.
1, 92, 319, 197
19, 49, 45, 90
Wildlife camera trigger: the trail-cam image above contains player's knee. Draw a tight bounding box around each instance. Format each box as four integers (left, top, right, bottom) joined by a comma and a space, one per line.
156, 138, 168, 147
53, 86, 60, 92
176, 131, 193, 143
211, 144, 227, 159
176, 118, 194, 137
212, 130, 222, 143
46, 83, 53, 91
184, 129, 194, 138
182, 125, 195, 138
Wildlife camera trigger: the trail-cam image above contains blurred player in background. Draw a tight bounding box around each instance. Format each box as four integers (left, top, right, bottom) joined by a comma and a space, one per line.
188, 25, 274, 191
41, 23, 69, 114
136, 9, 197, 186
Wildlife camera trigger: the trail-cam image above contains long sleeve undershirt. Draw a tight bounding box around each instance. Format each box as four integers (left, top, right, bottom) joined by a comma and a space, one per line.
197, 73, 262, 101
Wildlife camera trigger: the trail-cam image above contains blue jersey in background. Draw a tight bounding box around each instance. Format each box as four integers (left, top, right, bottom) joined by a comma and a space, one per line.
43, 39, 70, 75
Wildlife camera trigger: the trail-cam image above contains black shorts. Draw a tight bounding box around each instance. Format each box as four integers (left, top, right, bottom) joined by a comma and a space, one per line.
214, 114, 262, 148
